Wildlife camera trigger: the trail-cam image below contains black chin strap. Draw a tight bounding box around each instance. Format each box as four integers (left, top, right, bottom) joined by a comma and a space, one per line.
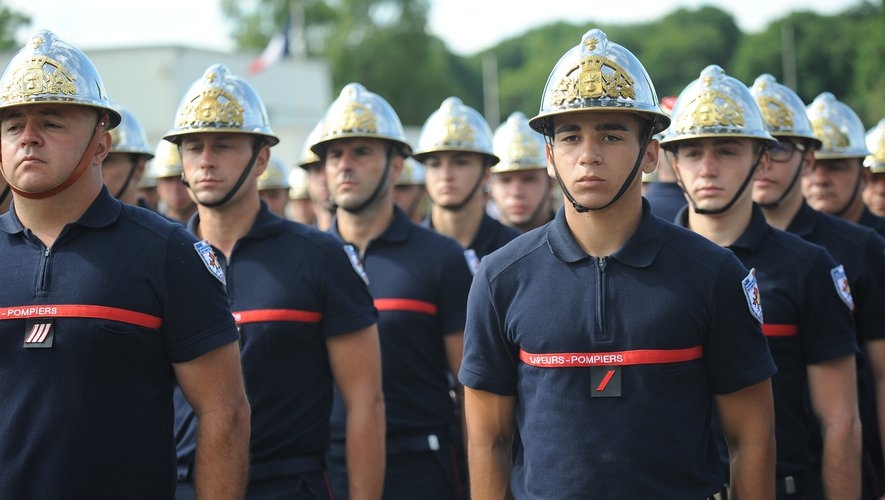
337, 145, 396, 214
757, 157, 803, 210
181, 138, 264, 208
547, 119, 657, 213
832, 165, 864, 217
426, 165, 487, 212
113, 155, 140, 200
675, 145, 766, 215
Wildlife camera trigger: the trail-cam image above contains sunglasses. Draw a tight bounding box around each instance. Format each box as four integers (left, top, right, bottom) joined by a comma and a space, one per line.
770, 141, 807, 163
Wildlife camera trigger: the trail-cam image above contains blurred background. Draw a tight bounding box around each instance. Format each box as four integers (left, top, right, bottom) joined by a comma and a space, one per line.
1, 0, 880, 162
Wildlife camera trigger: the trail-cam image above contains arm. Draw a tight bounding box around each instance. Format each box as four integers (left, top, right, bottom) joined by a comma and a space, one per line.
714, 379, 776, 500
328, 324, 386, 500
173, 342, 251, 500
865, 340, 885, 477
445, 332, 467, 452
807, 354, 861, 499
464, 386, 516, 500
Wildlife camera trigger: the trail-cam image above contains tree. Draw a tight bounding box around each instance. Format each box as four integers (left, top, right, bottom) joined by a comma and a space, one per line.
0, 3, 30, 50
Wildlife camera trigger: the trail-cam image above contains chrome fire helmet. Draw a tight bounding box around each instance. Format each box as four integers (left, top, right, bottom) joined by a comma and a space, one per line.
806, 92, 870, 160
258, 155, 291, 191
110, 105, 155, 157
750, 74, 821, 149
413, 96, 499, 166
865, 118, 885, 173
491, 111, 547, 173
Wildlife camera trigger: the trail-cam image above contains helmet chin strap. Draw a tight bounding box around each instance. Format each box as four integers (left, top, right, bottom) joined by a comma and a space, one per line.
425, 164, 487, 212
756, 157, 803, 210
547, 118, 657, 213
673, 144, 766, 215
181, 138, 264, 208
832, 164, 863, 217
112, 155, 140, 200
336, 144, 396, 214
5, 113, 108, 200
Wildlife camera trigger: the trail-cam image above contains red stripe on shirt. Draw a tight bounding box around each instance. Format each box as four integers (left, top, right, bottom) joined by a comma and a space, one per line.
233, 309, 322, 325
762, 323, 798, 337
519, 345, 704, 368
374, 298, 438, 315
0, 304, 162, 329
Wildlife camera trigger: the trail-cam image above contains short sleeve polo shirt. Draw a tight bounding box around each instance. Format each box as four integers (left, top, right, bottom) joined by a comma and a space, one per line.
461, 200, 775, 499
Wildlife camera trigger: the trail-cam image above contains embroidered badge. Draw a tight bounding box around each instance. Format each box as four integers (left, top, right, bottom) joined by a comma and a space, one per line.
23, 318, 54, 348
464, 249, 480, 275
343, 244, 369, 285
194, 240, 226, 285
590, 366, 621, 397
830, 265, 854, 312
741, 268, 764, 324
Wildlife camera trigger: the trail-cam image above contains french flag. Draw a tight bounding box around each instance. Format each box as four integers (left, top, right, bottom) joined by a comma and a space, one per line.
247, 23, 290, 75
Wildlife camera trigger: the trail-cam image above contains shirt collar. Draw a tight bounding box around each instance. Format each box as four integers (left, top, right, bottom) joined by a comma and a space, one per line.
675, 202, 769, 252
329, 205, 412, 245
785, 201, 818, 238
186, 200, 284, 240
546, 198, 663, 268
0, 186, 121, 235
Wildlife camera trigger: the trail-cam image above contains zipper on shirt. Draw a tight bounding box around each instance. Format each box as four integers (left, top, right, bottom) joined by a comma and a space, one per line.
37, 245, 51, 295
595, 256, 610, 342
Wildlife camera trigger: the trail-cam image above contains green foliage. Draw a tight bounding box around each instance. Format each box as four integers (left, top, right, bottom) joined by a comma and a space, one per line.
221, 0, 885, 128
0, 3, 29, 50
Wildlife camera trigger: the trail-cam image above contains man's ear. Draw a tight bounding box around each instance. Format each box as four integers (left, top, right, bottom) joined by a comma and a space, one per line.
641, 140, 659, 174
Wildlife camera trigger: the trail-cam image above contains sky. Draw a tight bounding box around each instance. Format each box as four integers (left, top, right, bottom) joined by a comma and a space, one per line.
2, 0, 864, 56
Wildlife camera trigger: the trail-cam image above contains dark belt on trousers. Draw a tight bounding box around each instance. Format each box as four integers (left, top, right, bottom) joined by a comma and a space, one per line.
177, 454, 325, 483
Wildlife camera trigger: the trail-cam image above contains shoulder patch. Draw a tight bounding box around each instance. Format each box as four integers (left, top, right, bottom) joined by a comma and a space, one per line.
464, 249, 480, 275
741, 268, 763, 324
830, 264, 854, 312
193, 240, 226, 285
343, 244, 369, 285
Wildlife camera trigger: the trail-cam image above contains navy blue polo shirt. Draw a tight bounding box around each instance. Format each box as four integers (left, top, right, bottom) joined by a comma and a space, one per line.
330, 206, 472, 437
644, 182, 687, 223
0, 187, 238, 499
175, 204, 377, 478
787, 202, 885, 343
678, 204, 858, 477
858, 207, 885, 238
427, 212, 520, 264
460, 200, 776, 499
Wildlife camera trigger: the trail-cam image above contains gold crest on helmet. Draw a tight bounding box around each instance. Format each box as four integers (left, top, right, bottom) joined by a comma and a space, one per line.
812, 117, 850, 150
551, 38, 636, 106
440, 114, 476, 148
675, 87, 745, 135
756, 95, 793, 131
176, 87, 244, 129
326, 101, 379, 137
2, 55, 78, 104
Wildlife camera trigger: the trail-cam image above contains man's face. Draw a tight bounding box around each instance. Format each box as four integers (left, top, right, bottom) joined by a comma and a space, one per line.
752, 138, 810, 207
179, 132, 267, 207
672, 137, 764, 214
801, 157, 863, 214
863, 171, 885, 217
156, 175, 195, 216
1, 103, 107, 193
305, 163, 332, 212
101, 152, 145, 199
546, 111, 655, 210
490, 169, 551, 229
259, 187, 289, 217
324, 137, 399, 211
422, 151, 488, 209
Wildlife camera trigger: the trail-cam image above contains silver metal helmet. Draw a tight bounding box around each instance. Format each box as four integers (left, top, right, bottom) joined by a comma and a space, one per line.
0, 30, 121, 129
413, 96, 499, 165
258, 155, 291, 191
661, 65, 776, 148
865, 118, 885, 173
750, 74, 822, 149
806, 92, 870, 160
288, 167, 309, 200
529, 28, 670, 136
491, 111, 547, 174
397, 157, 426, 186
150, 140, 183, 179
311, 83, 411, 157
164, 64, 279, 146
298, 119, 324, 170
110, 105, 155, 157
